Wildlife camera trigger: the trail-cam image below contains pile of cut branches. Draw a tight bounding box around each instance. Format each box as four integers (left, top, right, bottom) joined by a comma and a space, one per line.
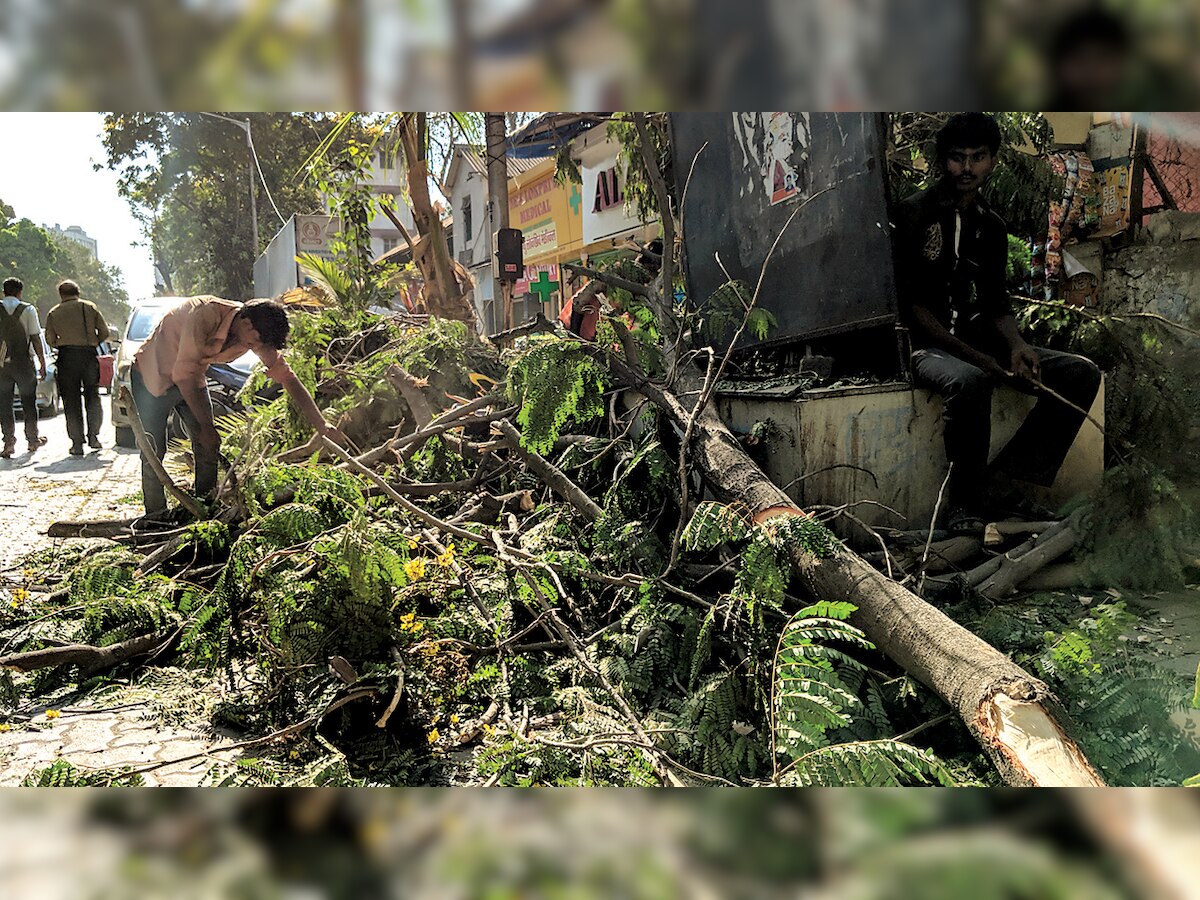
1, 116, 1131, 787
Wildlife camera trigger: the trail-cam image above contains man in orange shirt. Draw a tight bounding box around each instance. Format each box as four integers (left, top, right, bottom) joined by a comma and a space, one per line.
132, 296, 345, 517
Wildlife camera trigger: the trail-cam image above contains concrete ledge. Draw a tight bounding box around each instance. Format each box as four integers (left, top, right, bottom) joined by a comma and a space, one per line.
717, 379, 1104, 541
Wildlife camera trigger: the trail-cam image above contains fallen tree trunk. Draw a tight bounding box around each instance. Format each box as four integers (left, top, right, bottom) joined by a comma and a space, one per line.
596, 347, 1104, 785
0, 629, 175, 676
984, 519, 1060, 547
1017, 562, 1089, 592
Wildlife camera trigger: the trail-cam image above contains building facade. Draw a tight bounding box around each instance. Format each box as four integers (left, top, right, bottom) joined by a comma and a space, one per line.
362, 147, 415, 259
48, 223, 98, 259
443, 143, 552, 333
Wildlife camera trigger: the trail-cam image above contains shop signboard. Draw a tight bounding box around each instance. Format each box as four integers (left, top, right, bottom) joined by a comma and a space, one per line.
507, 159, 582, 264
579, 138, 653, 245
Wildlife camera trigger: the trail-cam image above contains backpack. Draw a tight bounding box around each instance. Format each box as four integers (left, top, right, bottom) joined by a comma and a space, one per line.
0, 302, 32, 369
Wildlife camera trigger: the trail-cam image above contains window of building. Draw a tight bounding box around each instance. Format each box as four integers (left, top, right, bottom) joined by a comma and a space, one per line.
381, 237, 398, 254
461, 196, 473, 243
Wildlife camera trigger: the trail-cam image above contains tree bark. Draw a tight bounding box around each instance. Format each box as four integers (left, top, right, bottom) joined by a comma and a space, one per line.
599, 344, 1103, 785
398, 113, 477, 325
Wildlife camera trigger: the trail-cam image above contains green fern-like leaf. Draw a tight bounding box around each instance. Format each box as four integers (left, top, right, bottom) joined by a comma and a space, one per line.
506, 336, 607, 455
734, 536, 788, 611
772, 602, 954, 785
681, 502, 752, 552
766, 514, 841, 559
781, 740, 956, 786
21, 759, 145, 787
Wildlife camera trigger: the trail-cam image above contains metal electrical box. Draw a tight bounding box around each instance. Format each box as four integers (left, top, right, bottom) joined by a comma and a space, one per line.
670, 113, 898, 348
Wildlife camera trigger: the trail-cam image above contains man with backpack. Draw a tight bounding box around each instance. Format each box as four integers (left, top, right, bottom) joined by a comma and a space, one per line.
45, 279, 110, 455
0, 277, 49, 459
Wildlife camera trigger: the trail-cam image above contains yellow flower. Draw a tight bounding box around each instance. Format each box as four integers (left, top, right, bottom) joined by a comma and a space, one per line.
44, 710, 61, 720
399, 612, 424, 635
289, 750, 300, 760
404, 558, 426, 581
0, 723, 11, 732
11, 587, 29, 604
449, 714, 459, 725
436, 544, 456, 568
426, 728, 440, 744
22, 569, 34, 581
408, 537, 419, 550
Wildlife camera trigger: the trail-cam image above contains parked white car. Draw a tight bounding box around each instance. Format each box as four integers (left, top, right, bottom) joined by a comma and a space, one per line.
14, 332, 59, 419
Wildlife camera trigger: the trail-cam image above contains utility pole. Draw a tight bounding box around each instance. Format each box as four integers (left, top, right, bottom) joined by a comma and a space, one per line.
485, 113, 513, 331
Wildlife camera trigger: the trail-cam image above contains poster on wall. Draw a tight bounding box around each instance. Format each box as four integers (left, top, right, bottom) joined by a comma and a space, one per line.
1093, 160, 1133, 238
731, 112, 811, 205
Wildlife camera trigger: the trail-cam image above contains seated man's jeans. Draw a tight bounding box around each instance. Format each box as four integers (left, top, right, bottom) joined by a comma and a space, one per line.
911, 346, 1101, 512
131, 368, 218, 514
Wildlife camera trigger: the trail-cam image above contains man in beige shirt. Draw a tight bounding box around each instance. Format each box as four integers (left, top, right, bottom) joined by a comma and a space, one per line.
132, 296, 344, 517
45, 279, 110, 455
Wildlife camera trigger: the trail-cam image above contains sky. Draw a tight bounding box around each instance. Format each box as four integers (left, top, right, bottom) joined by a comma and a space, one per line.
0, 112, 156, 303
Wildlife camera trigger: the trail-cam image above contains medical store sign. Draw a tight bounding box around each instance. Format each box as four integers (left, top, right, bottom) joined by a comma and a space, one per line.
510, 170, 558, 265
514, 263, 559, 298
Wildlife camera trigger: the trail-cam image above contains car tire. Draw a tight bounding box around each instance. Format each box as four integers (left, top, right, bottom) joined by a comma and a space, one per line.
115, 426, 136, 448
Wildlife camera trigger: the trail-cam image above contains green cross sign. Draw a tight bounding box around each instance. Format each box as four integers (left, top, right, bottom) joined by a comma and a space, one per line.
569, 183, 582, 215
530, 270, 559, 303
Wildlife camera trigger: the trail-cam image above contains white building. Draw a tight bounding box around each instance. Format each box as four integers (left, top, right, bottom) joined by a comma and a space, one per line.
443, 142, 551, 332
362, 147, 416, 259
49, 223, 98, 259
573, 127, 658, 252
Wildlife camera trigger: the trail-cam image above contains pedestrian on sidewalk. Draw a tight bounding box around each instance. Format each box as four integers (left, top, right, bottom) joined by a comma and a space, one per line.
45, 279, 109, 456
0, 277, 49, 459
132, 296, 348, 518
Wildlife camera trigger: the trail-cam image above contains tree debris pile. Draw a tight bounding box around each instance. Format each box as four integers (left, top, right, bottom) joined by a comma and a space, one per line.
3, 303, 990, 787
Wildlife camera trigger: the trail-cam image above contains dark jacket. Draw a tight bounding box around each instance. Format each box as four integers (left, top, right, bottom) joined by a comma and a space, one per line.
892, 179, 1013, 347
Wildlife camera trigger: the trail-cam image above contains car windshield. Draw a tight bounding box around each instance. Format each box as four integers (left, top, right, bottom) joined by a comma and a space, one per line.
126, 306, 169, 341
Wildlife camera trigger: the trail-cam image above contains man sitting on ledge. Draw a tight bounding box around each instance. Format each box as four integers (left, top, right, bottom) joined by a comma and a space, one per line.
892, 112, 1102, 534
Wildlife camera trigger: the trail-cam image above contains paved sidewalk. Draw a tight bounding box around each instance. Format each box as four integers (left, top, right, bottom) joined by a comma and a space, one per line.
1, 412, 238, 785
0, 417, 141, 569
1, 697, 234, 786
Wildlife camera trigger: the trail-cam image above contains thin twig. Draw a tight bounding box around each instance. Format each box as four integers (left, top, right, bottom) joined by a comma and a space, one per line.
918, 463, 953, 596
518, 570, 686, 787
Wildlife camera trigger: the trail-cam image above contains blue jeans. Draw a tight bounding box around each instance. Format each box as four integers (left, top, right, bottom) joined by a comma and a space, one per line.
131, 368, 218, 514
911, 345, 1101, 511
